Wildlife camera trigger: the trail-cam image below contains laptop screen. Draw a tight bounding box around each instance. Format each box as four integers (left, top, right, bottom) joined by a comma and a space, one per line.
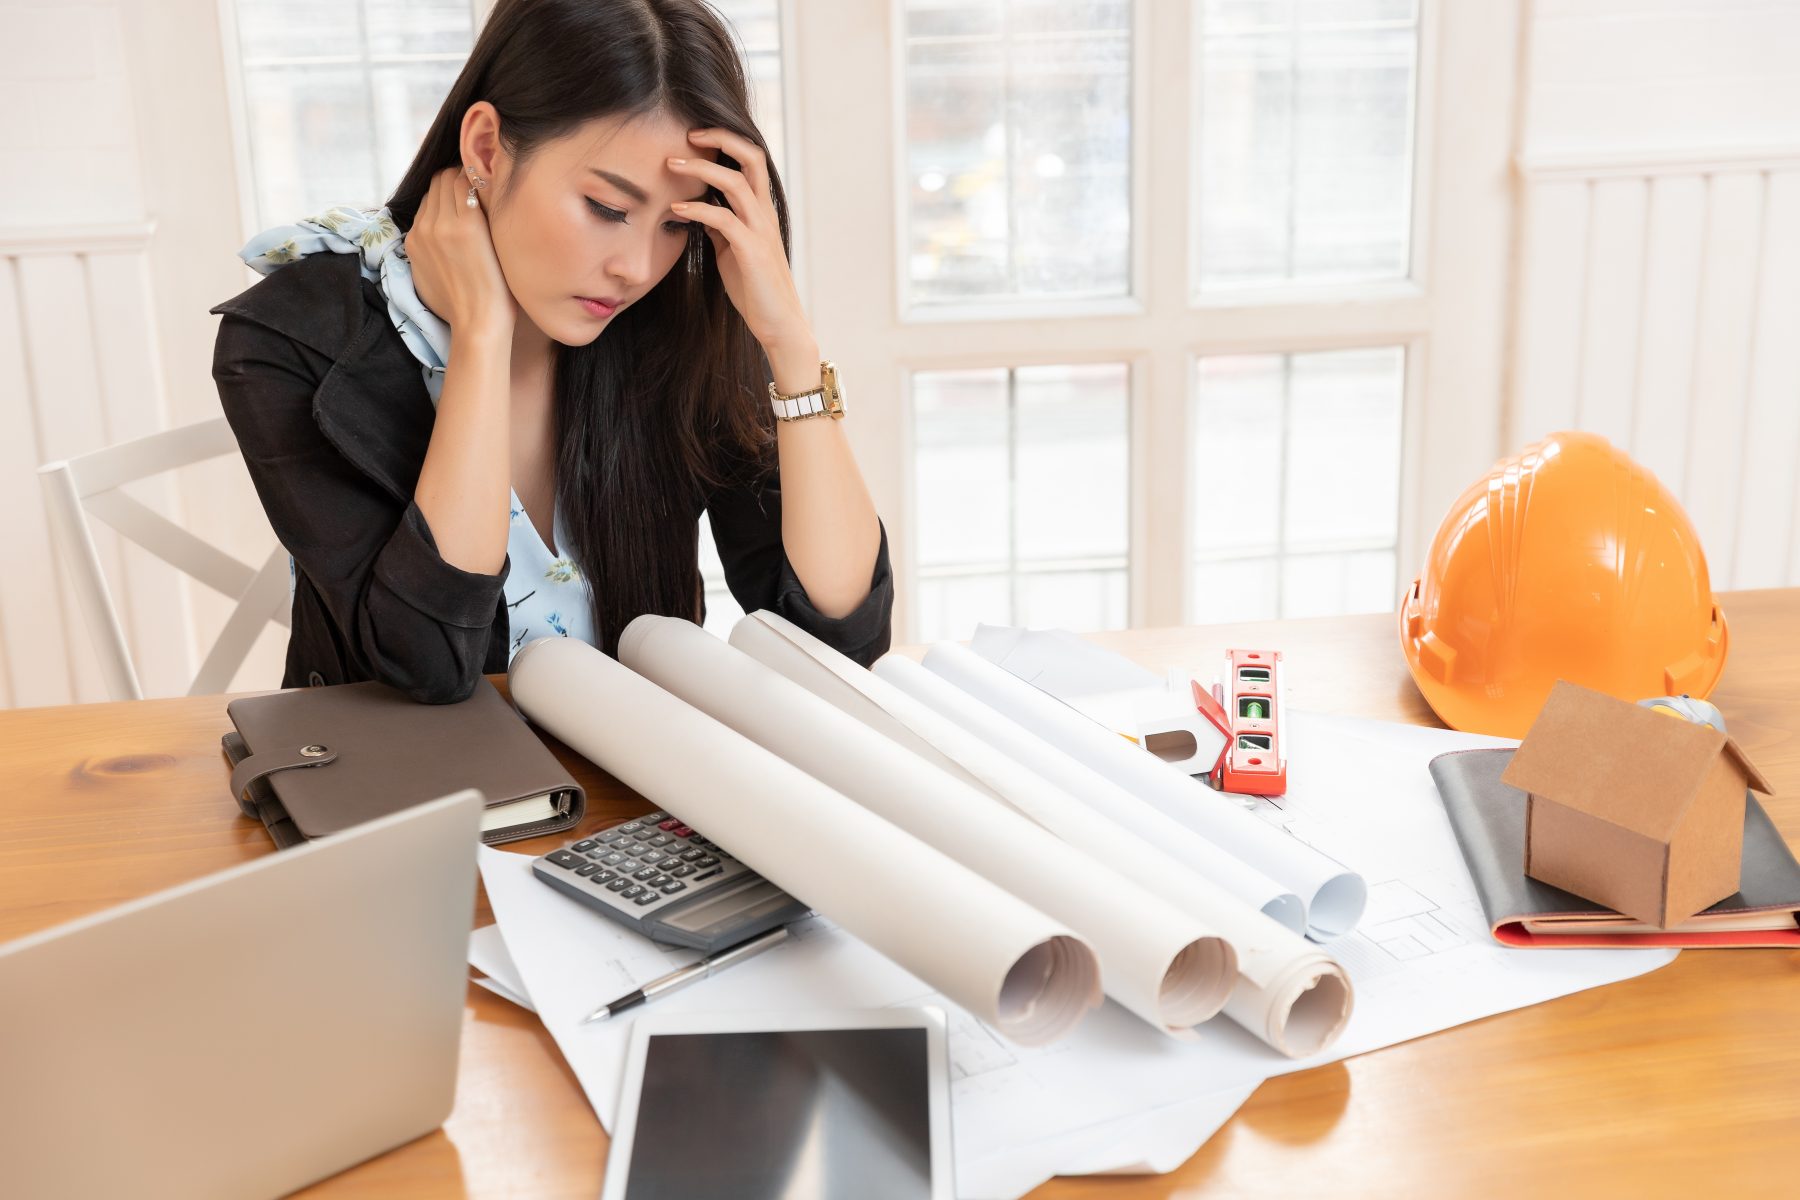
623, 1027, 934, 1200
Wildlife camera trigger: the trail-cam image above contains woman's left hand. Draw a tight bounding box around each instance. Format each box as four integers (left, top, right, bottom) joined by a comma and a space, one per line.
669, 128, 813, 352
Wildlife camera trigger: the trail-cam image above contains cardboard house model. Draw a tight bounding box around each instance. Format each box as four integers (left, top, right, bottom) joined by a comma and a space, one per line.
1500, 680, 1775, 928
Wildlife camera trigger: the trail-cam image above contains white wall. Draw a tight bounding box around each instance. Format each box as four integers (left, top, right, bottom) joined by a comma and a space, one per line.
0, 0, 283, 709
1509, 0, 1800, 588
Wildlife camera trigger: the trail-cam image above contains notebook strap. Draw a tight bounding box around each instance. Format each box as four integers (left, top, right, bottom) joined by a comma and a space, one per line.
228, 743, 340, 818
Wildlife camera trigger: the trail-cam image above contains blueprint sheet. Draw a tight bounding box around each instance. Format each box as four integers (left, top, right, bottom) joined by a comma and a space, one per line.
475, 710, 1678, 1199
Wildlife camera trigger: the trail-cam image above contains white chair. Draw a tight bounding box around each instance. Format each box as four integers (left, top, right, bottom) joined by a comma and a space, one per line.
37, 415, 292, 701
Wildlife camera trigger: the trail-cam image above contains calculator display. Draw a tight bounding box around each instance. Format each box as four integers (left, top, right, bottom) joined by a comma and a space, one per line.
623, 1028, 933, 1200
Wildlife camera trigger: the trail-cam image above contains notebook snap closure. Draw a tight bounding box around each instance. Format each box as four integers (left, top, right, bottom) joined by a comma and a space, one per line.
300, 744, 330, 758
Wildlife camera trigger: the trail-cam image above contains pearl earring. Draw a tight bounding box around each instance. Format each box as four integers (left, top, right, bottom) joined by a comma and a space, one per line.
464, 166, 488, 209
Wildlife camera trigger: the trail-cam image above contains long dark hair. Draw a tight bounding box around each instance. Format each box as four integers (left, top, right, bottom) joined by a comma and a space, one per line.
387, 0, 784, 658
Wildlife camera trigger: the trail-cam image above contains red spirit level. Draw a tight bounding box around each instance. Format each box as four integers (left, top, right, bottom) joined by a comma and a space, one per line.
1189, 648, 1287, 796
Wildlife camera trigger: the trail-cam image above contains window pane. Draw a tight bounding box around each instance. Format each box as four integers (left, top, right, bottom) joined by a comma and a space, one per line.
1191, 347, 1403, 621
369, 62, 465, 193
1191, 556, 1278, 624
1193, 356, 1283, 556
1019, 569, 1128, 630
916, 574, 1012, 644
1283, 347, 1404, 549
903, 0, 1132, 306
232, 1, 785, 229
914, 369, 1012, 568
708, 1, 788, 171
364, 0, 475, 58
697, 516, 745, 638
236, 0, 362, 61
1015, 363, 1129, 561
913, 363, 1130, 638
1281, 548, 1398, 618
245, 65, 380, 223
1193, 0, 1418, 291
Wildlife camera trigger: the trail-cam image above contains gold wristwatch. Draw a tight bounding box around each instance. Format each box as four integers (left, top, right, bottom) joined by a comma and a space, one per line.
769, 360, 846, 422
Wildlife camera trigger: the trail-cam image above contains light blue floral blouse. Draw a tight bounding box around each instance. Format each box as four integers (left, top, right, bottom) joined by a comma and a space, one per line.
237, 204, 597, 660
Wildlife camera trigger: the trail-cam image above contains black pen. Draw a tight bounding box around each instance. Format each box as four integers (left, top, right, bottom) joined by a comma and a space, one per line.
579, 925, 792, 1024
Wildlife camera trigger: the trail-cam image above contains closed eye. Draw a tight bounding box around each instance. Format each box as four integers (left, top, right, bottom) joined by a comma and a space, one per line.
587, 197, 693, 235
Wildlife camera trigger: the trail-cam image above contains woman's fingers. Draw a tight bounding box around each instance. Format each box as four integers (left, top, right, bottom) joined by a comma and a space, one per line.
668, 156, 765, 229
671, 193, 751, 248
687, 128, 769, 200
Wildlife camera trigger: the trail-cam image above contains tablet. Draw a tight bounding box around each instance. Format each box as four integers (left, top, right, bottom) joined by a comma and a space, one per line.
601, 1007, 954, 1200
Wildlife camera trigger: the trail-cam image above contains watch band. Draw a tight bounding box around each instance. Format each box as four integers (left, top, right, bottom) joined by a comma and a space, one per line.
771, 388, 829, 420
769, 360, 845, 422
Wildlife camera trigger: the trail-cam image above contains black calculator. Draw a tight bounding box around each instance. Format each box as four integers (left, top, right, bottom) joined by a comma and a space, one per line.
530, 811, 811, 953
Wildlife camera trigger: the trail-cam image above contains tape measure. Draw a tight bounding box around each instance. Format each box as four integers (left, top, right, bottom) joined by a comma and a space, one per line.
1637, 694, 1727, 734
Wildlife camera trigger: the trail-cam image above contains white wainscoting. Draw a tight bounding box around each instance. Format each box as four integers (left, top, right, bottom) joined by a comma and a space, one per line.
1510, 148, 1800, 590
0, 223, 200, 708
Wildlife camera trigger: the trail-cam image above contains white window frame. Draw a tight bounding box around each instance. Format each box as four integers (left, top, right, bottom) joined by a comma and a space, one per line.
215, 0, 1521, 643
781, 0, 1517, 640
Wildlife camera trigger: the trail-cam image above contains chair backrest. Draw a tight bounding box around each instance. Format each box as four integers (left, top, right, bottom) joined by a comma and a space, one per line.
37, 415, 292, 701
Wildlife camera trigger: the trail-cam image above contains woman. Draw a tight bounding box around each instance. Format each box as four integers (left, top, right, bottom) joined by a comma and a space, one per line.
209, 0, 892, 704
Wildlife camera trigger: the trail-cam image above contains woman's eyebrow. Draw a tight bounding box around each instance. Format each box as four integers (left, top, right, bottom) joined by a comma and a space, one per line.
588, 167, 710, 207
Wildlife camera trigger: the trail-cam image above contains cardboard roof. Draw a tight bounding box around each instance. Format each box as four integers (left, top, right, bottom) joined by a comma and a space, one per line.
1501, 681, 1773, 840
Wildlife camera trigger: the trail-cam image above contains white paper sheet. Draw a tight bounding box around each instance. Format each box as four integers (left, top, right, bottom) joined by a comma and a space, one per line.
921, 640, 1368, 941
477, 843, 1254, 1199
621, 613, 1235, 1038
961, 1087, 1256, 1198
507, 634, 1101, 1045
472, 973, 531, 1009
468, 924, 533, 1011
482, 656, 1679, 1199
969, 625, 1234, 773
736, 610, 1349, 1058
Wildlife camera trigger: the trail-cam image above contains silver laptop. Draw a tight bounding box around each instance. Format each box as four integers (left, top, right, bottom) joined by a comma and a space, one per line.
0, 789, 483, 1200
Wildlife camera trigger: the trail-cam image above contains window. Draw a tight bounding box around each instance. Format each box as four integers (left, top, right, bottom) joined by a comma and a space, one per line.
1192, 0, 1420, 292
231, 0, 478, 226
912, 363, 1130, 641
226, 0, 786, 639
1190, 347, 1405, 623
901, 0, 1133, 309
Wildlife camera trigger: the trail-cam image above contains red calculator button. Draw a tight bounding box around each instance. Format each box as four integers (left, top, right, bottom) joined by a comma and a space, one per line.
672, 825, 693, 838
657, 819, 679, 831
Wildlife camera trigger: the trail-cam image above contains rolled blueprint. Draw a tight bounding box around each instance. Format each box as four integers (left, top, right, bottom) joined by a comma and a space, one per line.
855, 659, 1309, 937
920, 641, 1368, 942
737, 612, 1352, 1058
508, 635, 1101, 1046
620, 614, 1237, 1038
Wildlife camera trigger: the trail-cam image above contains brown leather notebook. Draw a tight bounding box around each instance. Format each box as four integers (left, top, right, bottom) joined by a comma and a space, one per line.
221, 677, 584, 849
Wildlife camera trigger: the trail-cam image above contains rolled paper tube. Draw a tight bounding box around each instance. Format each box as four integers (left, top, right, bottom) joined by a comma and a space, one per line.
620, 613, 1235, 1037
727, 620, 1350, 1057
923, 641, 1368, 942
863, 656, 1307, 936
507, 634, 1101, 1046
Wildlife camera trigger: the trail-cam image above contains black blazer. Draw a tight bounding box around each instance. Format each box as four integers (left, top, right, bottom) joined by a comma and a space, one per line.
208, 251, 894, 704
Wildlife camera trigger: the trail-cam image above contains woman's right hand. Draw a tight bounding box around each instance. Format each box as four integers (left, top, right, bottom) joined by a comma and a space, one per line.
406, 166, 514, 336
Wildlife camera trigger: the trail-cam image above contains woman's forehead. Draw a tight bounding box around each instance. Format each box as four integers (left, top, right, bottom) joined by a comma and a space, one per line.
566, 111, 716, 169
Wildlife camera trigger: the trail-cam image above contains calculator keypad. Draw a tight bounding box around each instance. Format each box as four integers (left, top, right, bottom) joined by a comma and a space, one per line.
534, 811, 749, 918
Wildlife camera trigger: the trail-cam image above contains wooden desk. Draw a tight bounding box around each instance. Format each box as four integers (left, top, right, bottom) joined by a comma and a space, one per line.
3, 590, 1797, 1197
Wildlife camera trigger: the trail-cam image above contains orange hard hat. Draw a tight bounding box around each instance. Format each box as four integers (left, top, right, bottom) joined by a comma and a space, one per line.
1400, 431, 1727, 738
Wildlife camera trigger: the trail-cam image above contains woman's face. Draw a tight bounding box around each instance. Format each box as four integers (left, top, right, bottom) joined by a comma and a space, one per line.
475, 108, 718, 346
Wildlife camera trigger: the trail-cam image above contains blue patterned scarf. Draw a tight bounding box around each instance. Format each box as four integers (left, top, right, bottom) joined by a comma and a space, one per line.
236, 205, 449, 403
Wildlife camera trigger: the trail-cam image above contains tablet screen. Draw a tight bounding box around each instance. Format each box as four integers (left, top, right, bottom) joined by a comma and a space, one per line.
622, 1027, 934, 1200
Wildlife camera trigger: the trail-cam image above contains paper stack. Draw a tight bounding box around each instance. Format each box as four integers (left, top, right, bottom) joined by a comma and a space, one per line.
474, 614, 1679, 1197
